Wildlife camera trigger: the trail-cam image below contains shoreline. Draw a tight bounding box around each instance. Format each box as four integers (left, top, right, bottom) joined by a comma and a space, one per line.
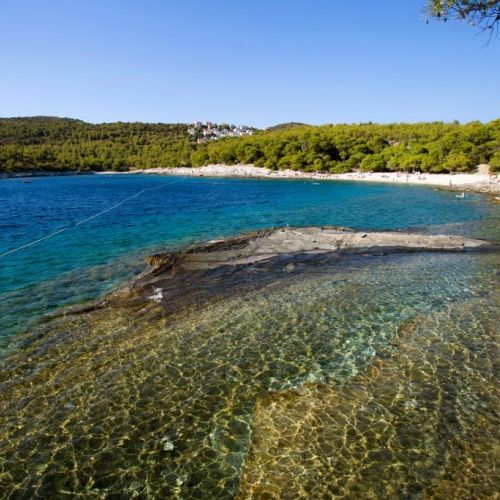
98, 164, 500, 194
2, 164, 499, 195
0, 171, 90, 179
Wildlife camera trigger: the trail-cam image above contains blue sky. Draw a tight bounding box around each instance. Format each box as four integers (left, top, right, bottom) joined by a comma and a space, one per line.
1, 0, 498, 127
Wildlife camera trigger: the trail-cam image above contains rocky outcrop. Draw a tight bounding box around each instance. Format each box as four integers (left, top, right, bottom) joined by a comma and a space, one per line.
41, 227, 495, 324
146, 226, 494, 274
109, 226, 495, 319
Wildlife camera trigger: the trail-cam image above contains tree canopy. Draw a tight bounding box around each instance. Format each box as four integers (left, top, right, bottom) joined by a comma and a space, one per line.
193, 121, 500, 174
0, 117, 191, 172
1, 117, 499, 174
426, 0, 500, 35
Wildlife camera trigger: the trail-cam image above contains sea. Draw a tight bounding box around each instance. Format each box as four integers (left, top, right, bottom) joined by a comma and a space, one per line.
0, 174, 498, 497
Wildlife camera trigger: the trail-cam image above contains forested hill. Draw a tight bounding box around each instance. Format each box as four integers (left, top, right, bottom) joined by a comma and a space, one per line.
1, 117, 499, 174
0, 117, 191, 172
196, 121, 500, 173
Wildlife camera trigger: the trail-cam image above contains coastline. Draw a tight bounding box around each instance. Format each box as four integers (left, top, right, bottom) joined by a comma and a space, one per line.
0, 170, 90, 179
2, 163, 499, 195
97, 164, 500, 195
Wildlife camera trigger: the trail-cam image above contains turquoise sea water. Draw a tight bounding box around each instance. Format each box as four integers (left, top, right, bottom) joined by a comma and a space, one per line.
0, 174, 498, 348
0, 174, 499, 497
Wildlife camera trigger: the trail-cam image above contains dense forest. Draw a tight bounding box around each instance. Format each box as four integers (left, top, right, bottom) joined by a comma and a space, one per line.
0, 117, 192, 172
1, 116, 499, 174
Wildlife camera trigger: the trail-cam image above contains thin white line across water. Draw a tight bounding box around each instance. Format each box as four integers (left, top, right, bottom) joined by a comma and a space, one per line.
0, 177, 187, 259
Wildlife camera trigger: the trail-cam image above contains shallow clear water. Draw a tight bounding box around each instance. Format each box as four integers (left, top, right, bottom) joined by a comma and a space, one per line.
0, 174, 498, 498
0, 252, 498, 497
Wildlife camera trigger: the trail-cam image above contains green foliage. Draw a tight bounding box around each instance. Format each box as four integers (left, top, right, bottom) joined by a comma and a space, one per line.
192, 120, 500, 174
266, 122, 309, 131
360, 153, 386, 172
1, 117, 499, 175
426, 0, 500, 34
489, 152, 500, 172
0, 117, 192, 172
441, 152, 474, 172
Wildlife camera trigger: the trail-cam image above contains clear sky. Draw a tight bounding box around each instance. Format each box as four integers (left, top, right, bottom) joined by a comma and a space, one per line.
1, 0, 498, 128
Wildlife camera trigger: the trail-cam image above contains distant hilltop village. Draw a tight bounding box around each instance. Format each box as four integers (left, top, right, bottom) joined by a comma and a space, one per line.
188, 121, 257, 143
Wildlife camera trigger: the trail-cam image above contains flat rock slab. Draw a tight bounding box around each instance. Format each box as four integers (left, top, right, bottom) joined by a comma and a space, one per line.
147, 226, 494, 273
51, 227, 494, 322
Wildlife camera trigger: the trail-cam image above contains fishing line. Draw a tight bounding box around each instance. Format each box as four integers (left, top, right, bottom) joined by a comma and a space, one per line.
0, 177, 187, 259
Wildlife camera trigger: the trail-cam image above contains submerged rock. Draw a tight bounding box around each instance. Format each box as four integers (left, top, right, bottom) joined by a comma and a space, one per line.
118, 226, 498, 315
159, 436, 175, 451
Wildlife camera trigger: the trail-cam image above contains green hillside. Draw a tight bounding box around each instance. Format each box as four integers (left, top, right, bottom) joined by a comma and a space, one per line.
0, 117, 191, 172
1, 117, 499, 173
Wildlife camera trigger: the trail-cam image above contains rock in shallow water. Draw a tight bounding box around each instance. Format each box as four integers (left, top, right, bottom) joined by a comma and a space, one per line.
146, 226, 495, 275
159, 436, 175, 451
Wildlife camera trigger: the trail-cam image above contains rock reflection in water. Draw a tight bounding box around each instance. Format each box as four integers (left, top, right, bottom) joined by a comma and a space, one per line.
0, 252, 498, 498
